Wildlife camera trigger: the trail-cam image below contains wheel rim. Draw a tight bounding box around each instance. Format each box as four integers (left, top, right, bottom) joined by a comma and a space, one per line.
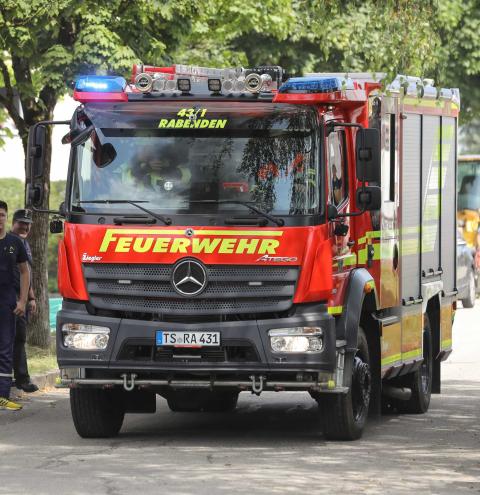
351, 356, 371, 422
420, 329, 431, 394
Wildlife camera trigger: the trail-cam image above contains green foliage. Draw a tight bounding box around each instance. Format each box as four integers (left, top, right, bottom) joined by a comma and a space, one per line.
0, 177, 24, 211
435, 0, 480, 123
0, 177, 64, 293
0, 107, 13, 147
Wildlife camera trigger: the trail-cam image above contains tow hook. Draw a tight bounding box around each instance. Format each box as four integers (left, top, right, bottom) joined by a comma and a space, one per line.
250, 375, 264, 395
121, 373, 137, 391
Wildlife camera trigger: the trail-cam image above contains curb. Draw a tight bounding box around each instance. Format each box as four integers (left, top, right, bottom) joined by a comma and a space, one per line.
31, 370, 59, 390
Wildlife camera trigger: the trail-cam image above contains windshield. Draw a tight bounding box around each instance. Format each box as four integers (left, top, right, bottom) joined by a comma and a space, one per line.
458, 161, 480, 211
70, 102, 321, 218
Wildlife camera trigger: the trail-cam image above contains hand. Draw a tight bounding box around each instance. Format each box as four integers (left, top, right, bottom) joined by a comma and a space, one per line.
14, 301, 26, 317
28, 299, 37, 314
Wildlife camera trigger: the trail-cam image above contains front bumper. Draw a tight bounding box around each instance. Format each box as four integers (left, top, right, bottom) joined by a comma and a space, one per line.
57, 301, 338, 388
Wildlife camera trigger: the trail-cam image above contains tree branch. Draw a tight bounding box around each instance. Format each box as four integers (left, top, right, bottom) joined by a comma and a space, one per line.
0, 57, 25, 134
0, 56, 14, 101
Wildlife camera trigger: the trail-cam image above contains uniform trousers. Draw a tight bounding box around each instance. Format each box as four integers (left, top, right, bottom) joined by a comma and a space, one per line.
0, 295, 16, 398
13, 315, 30, 385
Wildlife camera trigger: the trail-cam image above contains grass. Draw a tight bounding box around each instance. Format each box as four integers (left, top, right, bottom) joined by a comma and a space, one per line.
26, 342, 58, 376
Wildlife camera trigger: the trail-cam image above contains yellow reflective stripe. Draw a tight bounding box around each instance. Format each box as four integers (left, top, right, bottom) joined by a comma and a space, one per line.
381, 353, 401, 366
441, 338, 452, 349
200, 230, 283, 236
342, 253, 357, 266
334, 253, 357, 267
101, 229, 283, 236
404, 97, 444, 108
402, 348, 422, 360
357, 230, 381, 245
382, 349, 423, 367
358, 243, 380, 264
328, 306, 343, 315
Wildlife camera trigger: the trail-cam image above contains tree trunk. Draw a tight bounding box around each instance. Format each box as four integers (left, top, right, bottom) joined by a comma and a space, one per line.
22, 127, 53, 349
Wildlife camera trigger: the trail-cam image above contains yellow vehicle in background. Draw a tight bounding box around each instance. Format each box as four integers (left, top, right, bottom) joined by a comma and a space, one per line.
457, 155, 480, 296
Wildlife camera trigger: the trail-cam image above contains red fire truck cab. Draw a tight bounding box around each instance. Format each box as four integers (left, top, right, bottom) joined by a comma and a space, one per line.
26, 65, 459, 440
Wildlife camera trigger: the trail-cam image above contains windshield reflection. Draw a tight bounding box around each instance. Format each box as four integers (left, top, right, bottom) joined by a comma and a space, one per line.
71, 107, 320, 217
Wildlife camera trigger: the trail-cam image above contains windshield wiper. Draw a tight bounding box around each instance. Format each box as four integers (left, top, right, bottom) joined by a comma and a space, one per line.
113, 215, 157, 225
79, 200, 172, 225
189, 200, 284, 227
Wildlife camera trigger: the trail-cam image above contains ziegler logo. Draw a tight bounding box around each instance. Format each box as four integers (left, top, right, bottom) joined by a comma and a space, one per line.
256, 255, 298, 263
82, 253, 102, 262
98, 229, 283, 255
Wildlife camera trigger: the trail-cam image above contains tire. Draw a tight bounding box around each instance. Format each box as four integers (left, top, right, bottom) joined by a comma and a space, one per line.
395, 314, 433, 414
203, 391, 239, 412
319, 327, 371, 440
70, 388, 125, 438
461, 269, 476, 308
166, 390, 239, 412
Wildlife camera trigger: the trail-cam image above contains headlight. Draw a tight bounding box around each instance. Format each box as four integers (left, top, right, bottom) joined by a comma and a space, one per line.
268, 327, 324, 353
62, 323, 110, 350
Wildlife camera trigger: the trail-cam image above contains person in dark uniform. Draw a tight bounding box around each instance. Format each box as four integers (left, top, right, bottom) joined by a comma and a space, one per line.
10, 209, 38, 393
0, 201, 30, 411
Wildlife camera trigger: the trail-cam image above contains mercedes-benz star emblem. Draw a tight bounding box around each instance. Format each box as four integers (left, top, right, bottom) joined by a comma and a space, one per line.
171, 259, 207, 296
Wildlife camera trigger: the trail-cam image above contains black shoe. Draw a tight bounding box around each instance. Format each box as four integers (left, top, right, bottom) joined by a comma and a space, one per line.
16, 382, 39, 393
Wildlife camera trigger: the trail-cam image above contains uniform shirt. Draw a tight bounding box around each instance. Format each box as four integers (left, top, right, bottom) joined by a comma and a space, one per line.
10, 232, 32, 294
0, 233, 28, 300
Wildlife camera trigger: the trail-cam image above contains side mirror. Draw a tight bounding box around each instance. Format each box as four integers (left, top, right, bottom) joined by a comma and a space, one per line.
50, 217, 63, 234
28, 124, 47, 179
356, 186, 381, 211
25, 119, 70, 211
26, 124, 47, 208
327, 204, 338, 220
356, 128, 380, 182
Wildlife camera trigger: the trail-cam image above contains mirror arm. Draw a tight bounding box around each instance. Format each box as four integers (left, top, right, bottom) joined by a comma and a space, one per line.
326, 121, 364, 135
31, 206, 62, 215
335, 206, 367, 218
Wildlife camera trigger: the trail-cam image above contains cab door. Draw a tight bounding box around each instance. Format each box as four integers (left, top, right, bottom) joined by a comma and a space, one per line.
325, 121, 354, 311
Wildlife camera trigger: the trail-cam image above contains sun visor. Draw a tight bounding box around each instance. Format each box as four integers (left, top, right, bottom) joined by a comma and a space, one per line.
82, 103, 164, 129
82, 101, 318, 136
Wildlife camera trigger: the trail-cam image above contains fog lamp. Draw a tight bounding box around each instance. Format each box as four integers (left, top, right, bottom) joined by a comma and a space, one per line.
208, 78, 222, 93
268, 327, 324, 353
62, 323, 110, 350
177, 78, 191, 93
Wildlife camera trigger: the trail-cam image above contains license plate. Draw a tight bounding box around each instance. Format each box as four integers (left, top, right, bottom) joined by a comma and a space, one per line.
156, 331, 220, 347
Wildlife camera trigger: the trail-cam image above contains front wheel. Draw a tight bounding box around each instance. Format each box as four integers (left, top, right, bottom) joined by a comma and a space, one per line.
318, 327, 371, 440
70, 388, 125, 438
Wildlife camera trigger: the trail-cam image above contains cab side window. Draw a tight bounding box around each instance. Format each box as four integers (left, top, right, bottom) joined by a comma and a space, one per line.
327, 130, 347, 206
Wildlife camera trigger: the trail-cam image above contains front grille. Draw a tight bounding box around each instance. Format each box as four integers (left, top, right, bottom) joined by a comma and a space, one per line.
118, 339, 260, 363
84, 263, 299, 316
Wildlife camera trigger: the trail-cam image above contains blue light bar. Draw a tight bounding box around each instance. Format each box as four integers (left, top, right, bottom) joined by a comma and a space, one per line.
75, 76, 127, 93
278, 77, 353, 94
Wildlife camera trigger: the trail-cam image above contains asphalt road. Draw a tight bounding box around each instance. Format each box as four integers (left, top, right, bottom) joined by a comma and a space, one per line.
1, 304, 479, 495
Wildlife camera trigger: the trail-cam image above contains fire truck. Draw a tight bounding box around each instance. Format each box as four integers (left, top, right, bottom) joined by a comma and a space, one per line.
26, 65, 459, 440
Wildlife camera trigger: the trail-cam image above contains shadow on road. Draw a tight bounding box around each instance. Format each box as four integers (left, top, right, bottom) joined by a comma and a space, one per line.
1, 380, 479, 495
